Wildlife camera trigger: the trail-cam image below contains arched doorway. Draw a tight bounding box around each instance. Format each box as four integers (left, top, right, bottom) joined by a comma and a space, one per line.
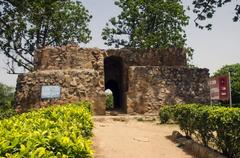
104, 56, 126, 112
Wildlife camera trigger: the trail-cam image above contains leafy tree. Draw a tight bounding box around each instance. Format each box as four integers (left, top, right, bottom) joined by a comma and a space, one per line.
192, 0, 240, 30
214, 63, 240, 104
0, 83, 16, 120
0, 83, 14, 109
0, 0, 92, 73
102, 0, 192, 56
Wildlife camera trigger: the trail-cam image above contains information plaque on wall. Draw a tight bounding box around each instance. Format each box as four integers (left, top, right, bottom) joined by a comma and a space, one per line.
41, 86, 61, 99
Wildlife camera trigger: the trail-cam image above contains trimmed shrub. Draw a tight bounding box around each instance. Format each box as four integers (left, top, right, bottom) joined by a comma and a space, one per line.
191, 106, 215, 147
208, 108, 240, 158
0, 102, 93, 158
160, 104, 240, 158
173, 104, 199, 138
159, 106, 175, 124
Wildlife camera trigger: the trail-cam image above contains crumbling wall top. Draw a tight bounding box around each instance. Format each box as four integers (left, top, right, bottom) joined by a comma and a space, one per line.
34, 45, 187, 71
106, 48, 187, 67
34, 44, 105, 71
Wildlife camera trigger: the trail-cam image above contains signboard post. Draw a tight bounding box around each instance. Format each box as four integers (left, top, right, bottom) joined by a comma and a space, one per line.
218, 75, 230, 101
209, 75, 231, 104
228, 72, 232, 107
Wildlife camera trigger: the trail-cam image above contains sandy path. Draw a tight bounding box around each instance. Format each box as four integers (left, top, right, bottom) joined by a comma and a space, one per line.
93, 117, 194, 158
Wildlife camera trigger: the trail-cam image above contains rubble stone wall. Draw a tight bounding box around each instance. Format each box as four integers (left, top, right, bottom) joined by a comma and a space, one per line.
34, 45, 105, 71
15, 69, 106, 115
127, 66, 210, 114
35, 46, 187, 71
15, 45, 209, 115
106, 48, 187, 67
17, 45, 107, 115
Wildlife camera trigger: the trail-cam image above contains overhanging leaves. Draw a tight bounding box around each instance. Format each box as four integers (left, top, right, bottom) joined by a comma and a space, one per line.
0, 0, 92, 73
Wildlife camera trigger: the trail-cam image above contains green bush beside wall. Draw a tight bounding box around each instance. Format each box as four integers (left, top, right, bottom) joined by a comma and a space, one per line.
0, 102, 93, 158
159, 104, 240, 158
0, 107, 17, 120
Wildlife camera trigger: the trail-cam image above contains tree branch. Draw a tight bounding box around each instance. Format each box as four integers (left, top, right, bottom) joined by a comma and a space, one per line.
3, 50, 31, 71
12, 40, 34, 66
194, 0, 212, 24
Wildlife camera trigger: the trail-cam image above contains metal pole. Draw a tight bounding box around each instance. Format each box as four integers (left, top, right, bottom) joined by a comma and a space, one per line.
228, 72, 232, 107
209, 80, 212, 105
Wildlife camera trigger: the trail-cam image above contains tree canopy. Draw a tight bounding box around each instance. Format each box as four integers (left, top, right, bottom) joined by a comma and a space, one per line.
214, 63, 240, 105
0, 0, 92, 73
102, 0, 191, 53
192, 0, 240, 29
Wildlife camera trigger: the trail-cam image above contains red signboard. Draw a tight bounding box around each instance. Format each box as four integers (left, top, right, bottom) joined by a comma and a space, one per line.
209, 75, 230, 101
218, 75, 230, 101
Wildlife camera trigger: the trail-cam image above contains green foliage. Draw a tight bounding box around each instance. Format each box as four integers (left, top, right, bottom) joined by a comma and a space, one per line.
173, 104, 216, 145
159, 106, 175, 124
0, 108, 17, 120
161, 104, 240, 158
102, 0, 192, 57
173, 104, 199, 138
214, 63, 240, 105
0, 83, 17, 120
0, 83, 14, 108
208, 107, 240, 158
0, 102, 93, 157
190, 106, 215, 147
106, 94, 114, 110
75, 101, 93, 114
0, 0, 92, 73
192, 0, 239, 29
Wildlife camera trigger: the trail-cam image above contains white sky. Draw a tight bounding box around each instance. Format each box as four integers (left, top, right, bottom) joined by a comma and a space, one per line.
0, 0, 239, 87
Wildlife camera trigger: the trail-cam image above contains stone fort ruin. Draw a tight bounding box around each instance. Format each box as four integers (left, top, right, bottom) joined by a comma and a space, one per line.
15, 45, 210, 115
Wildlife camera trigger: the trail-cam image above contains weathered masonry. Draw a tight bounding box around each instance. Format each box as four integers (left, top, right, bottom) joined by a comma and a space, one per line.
15, 45, 210, 115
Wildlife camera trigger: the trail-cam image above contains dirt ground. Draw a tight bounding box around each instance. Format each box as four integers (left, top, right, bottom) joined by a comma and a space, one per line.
92, 116, 194, 158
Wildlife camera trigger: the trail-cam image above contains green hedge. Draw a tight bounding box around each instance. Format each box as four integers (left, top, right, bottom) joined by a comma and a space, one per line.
159, 106, 175, 124
0, 107, 17, 120
159, 104, 240, 158
0, 102, 93, 158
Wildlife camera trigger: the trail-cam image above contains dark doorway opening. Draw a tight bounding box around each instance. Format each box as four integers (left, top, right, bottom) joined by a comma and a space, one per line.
105, 80, 121, 109
104, 56, 126, 112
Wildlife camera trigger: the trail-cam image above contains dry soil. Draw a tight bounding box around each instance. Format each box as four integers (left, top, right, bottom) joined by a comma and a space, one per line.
93, 116, 194, 158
